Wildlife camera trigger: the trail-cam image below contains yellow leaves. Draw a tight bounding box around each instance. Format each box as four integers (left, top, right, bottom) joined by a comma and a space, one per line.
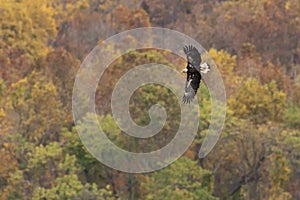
209, 48, 237, 72
285, 1, 291, 10
267, 152, 292, 199
9, 70, 63, 143
228, 78, 286, 123
209, 48, 242, 95
0, 108, 5, 118
2, 142, 10, 149
28, 143, 79, 178
98, 0, 117, 12
65, 0, 90, 20
0, 0, 57, 57
0, 143, 18, 199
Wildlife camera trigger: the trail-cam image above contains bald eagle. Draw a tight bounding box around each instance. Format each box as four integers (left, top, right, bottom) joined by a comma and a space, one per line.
182, 45, 210, 103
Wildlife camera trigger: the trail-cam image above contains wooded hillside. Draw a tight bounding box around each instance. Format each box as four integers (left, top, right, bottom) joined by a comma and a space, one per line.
0, 0, 300, 199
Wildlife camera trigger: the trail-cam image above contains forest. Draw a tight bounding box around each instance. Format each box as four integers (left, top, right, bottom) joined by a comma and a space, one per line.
0, 0, 300, 199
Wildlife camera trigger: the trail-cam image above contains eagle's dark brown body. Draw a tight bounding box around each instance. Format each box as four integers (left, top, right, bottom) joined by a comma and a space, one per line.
182, 45, 210, 103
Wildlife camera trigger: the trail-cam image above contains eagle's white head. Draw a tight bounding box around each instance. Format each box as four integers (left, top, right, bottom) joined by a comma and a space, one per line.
200, 62, 211, 74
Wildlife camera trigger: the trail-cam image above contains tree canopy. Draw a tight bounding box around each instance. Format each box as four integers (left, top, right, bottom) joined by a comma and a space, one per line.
1, 0, 300, 199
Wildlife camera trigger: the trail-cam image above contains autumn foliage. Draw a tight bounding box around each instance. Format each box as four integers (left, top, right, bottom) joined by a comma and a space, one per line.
1, 0, 300, 199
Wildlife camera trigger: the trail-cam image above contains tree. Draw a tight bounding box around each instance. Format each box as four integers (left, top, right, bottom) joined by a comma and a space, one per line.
141, 157, 218, 200
0, 41, 34, 85
9, 71, 63, 144
13, 141, 115, 200
228, 78, 286, 124
112, 5, 150, 33
284, 105, 300, 128
45, 48, 80, 124
209, 48, 242, 96
0, 143, 18, 199
0, 0, 57, 58
203, 118, 292, 199
203, 0, 300, 65
279, 129, 300, 198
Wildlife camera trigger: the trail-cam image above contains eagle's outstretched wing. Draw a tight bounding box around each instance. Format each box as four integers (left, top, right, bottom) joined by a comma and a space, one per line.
183, 72, 201, 103
182, 45, 209, 104
183, 45, 202, 71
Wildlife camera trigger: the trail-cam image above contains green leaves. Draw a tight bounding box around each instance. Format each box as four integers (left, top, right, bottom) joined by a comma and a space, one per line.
284, 105, 300, 128
141, 157, 217, 200
1, 0, 300, 199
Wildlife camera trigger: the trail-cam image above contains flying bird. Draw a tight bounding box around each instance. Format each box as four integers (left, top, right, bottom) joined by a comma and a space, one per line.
182, 45, 210, 103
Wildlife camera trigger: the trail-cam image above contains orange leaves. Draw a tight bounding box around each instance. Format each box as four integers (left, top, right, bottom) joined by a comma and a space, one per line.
0, 146, 17, 178
112, 5, 150, 32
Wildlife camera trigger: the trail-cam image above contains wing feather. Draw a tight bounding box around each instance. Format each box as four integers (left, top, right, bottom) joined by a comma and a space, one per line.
183, 45, 202, 71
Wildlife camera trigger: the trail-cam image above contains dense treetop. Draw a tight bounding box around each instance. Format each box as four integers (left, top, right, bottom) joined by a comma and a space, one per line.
0, 0, 300, 199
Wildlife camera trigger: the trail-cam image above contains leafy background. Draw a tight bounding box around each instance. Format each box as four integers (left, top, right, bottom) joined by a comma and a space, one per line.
0, 0, 300, 199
